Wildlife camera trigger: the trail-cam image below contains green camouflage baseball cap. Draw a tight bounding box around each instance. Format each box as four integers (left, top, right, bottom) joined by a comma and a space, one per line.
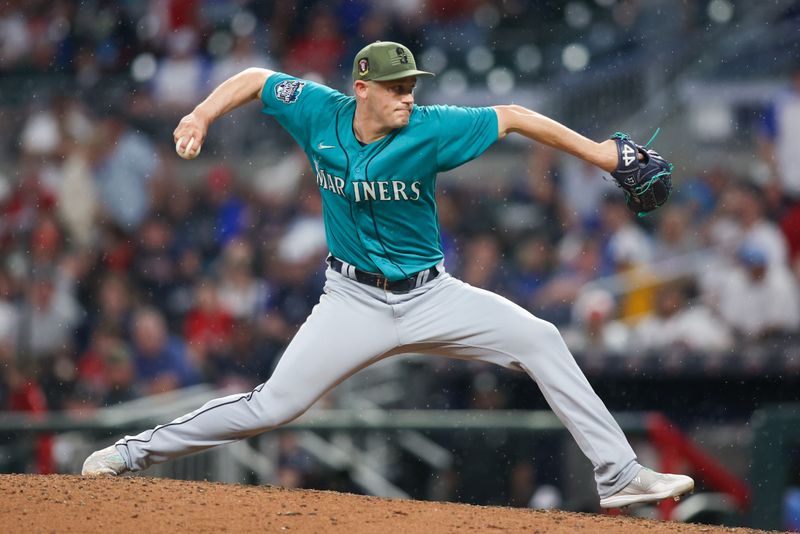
352, 41, 434, 82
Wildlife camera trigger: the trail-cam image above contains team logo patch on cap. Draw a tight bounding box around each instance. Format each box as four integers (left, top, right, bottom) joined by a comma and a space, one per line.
358, 58, 369, 76
275, 80, 306, 104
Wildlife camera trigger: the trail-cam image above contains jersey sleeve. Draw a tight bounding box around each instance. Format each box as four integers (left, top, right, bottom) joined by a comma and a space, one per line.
432, 105, 499, 171
260, 73, 348, 150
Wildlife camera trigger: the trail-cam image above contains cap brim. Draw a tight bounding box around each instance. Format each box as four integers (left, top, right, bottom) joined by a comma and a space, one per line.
370, 69, 435, 81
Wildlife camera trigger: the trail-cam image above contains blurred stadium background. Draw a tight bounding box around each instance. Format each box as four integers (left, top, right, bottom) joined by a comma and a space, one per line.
1, 0, 800, 529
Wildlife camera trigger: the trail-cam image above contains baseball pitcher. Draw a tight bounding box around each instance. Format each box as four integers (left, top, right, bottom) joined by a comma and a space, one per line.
83, 41, 688, 509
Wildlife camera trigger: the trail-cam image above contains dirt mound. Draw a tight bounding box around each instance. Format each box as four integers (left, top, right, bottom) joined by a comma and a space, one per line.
0, 475, 773, 533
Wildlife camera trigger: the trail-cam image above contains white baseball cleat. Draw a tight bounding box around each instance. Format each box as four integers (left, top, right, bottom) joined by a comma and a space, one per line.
599, 467, 694, 508
81, 445, 129, 476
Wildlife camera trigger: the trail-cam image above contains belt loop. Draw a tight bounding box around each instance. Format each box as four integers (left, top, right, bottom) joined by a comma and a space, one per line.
383, 278, 389, 290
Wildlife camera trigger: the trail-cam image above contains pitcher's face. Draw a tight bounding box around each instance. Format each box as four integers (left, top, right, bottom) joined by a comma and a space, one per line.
361, 77, 417, 129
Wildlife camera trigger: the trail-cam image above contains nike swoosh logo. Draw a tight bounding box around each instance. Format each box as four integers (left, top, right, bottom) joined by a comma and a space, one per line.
318, 142, 336, 150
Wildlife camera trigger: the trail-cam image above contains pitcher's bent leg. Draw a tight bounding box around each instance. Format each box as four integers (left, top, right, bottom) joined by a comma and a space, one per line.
403, 277, 640, 498
511, 319, 640, 498
117, 275, 398, 471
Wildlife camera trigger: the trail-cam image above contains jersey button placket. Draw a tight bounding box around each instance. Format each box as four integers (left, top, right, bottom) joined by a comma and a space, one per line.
352, 154, 365, 196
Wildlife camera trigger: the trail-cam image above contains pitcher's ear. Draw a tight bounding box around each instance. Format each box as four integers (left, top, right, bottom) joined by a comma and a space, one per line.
354, 80, 369, 99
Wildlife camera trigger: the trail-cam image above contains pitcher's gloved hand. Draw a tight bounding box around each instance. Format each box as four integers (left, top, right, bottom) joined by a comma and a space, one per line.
609, 131, 673, 216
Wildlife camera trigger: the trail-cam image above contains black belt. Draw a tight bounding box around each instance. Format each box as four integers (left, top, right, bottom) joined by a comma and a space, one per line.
328, 257, 439, 293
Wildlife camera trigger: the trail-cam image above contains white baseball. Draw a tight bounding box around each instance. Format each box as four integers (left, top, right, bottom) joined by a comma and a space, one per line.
176, 136, 201, 159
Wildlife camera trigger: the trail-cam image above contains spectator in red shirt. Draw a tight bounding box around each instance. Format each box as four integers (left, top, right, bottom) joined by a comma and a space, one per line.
282, 8, 344, 81
184, 279, 234, 366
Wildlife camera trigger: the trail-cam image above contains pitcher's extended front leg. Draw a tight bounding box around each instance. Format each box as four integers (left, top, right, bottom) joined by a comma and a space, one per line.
114, 275, 399, 472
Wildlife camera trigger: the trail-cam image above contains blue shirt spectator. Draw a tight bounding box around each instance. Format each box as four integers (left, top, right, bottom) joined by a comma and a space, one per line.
130, 307, 200, 394
92, 114, 160, 230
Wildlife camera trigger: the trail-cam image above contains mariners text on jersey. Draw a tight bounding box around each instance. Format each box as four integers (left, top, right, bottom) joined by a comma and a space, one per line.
315, 162, 422, 202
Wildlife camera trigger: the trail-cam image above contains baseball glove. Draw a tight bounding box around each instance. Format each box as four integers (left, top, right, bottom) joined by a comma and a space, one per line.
609, 130, 673, 216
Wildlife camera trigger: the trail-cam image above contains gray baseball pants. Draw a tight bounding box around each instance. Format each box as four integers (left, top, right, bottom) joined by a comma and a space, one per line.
116, 266, 640, 498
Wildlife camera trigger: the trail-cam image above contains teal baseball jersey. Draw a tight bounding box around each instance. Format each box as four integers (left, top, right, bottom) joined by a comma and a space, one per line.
261, 73, 498, 281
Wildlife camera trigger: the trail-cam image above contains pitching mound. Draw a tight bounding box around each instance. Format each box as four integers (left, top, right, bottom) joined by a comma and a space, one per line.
0, 475, 772, 533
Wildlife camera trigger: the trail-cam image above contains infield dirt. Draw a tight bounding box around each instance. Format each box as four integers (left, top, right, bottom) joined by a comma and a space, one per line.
0, 474, 783, 533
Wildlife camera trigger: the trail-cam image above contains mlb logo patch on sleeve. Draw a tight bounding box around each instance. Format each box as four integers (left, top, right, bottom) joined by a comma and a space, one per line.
275, 80, 306, 104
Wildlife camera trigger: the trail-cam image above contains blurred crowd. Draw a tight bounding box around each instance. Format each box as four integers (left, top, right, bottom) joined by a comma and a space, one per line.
0, 0, 730, 116
3, 67, 800, 410
1, 0, 800, 506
